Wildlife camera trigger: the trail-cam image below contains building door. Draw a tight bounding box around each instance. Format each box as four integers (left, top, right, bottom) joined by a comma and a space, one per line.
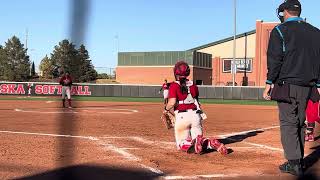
196, 80, 203, 85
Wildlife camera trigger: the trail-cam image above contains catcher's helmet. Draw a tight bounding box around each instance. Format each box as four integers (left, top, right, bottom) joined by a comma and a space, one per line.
174, 61, 190, 79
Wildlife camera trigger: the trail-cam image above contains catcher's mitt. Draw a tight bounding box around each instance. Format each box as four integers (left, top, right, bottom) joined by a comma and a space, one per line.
161, 110, 175, 129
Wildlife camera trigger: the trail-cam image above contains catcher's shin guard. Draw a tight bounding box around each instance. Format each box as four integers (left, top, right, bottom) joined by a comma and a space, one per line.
194, 135, 204, 154
208, 138, 228, 155
305, 122, 315, 142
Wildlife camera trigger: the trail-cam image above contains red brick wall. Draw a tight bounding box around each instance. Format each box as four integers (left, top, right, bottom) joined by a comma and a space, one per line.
255, 21, 279, 86
116, 66, 213, 85
116, 66, 198, 85
193, 67, 212, 85
116, 67, 173, 84
212, 57, 257, 86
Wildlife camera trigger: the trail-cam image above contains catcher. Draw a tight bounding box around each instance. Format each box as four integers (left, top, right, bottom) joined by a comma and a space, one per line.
305, 86, 320, 141
59, 71, 73, 108
162, 61, 228, 155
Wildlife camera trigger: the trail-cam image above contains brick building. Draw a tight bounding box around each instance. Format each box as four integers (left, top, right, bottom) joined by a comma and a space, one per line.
116, 51, 212, 85
116, 20, 278, 86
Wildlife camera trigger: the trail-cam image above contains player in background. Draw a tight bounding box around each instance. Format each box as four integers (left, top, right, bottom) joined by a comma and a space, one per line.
159, 79, 170, 104
59, 71, 73, 108
164, 61, 228, 155
27, 83, 33, 97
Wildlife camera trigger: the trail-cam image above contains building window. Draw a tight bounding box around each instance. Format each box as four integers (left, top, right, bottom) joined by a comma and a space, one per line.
222, 58, 253, 73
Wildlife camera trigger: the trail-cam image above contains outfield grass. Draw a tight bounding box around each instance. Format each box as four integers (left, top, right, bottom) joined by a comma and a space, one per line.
0, 96, 277, 106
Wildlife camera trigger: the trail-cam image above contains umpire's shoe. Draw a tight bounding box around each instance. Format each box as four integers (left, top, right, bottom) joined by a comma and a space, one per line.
279, 160, 303, 177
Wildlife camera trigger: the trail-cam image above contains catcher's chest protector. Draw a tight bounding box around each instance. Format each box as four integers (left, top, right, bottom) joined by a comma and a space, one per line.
175, 81, 195, 105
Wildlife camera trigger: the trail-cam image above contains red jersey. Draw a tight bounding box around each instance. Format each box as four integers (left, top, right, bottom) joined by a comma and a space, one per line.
162, 83, 169, 90
168, 81, 199, 111
59, 75, 73, 86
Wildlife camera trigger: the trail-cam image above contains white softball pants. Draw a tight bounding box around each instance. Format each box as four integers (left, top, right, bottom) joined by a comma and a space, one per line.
62, 86, 71, 99
174, 110, 203, 149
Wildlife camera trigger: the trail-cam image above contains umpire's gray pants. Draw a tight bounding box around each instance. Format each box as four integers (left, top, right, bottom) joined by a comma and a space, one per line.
277, 84, 311, 160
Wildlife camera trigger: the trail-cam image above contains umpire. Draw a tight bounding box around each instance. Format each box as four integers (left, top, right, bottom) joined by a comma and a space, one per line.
263, 0, 320, 177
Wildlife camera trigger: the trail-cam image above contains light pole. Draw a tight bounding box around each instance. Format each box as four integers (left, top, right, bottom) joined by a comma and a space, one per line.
114, 34, 119, 79
232, 0, 237, 86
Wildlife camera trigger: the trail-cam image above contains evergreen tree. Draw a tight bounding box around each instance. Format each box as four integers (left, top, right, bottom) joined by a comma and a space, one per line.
31, 61, 36, 77
39, 55, 54, 79
50, 39, 80, 81
3, 36, 30, 81
0, 46, 6, 80
78, 44, 97, 82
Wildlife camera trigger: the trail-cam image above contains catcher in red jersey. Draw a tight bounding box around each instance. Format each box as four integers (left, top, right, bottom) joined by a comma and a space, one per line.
59, 71, 73, 108
163, 61, 228, 155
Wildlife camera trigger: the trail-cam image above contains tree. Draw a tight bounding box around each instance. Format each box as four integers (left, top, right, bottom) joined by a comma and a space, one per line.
3, 36, 30, 81
45, 40, 96, 82
31, 61, 36, 77
0, 46, 6, 80
39, 55, 54, 79
78, 44, 97, 82
50, 39, 80, 81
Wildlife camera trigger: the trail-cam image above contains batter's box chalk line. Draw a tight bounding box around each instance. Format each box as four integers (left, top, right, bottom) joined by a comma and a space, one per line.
215, 125, 283, 152
96, 139, 165, 175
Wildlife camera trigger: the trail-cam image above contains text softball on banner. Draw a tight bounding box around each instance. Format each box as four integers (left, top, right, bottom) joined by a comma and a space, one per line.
0, 83, 91, 95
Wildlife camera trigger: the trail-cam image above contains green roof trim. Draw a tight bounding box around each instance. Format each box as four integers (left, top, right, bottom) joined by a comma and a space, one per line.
188, 30, 256, 51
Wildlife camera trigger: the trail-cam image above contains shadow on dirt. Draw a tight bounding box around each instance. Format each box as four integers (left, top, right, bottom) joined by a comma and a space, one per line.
304, 145, 320, 172
219, 130, 265, 145
15, 165, 161, 180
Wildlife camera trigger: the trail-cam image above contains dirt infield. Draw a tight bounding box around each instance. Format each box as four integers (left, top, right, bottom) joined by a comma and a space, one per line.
0, 99, 319, 179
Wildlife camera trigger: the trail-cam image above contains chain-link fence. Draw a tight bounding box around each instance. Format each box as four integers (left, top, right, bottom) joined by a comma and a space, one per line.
95, 67, 116, 79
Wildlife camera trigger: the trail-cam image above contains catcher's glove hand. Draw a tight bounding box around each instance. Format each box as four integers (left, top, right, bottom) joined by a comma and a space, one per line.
161, 110, 175, 129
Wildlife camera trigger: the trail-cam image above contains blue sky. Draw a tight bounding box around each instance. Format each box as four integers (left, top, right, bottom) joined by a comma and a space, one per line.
1, 0, 319, 71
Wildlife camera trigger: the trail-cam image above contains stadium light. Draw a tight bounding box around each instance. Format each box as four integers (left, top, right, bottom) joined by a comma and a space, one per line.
232, 0, 237, 86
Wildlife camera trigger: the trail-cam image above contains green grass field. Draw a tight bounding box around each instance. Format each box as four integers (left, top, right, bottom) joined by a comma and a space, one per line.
0, 96, 277, 106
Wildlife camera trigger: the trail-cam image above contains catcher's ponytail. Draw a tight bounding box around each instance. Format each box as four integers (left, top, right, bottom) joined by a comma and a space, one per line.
179, 77, 188, 94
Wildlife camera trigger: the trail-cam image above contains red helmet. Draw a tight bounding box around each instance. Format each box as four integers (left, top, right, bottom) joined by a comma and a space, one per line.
174, 61, 190, 78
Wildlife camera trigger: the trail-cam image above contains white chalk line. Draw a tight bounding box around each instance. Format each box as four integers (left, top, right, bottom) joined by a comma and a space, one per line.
217, 125, 280, 138
97, 141, 140, 161
216, 125, 283, 152
97, 139, 164, 175
14, 107, 138, 114
0, 130, 98, 141
17, 96, 47, 99
163, 174, 241, 179
240, 141, 284, 152
15, 109, 79, 114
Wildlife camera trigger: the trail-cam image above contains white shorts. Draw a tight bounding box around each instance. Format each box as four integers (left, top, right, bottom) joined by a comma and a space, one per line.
174, 110, 203, 148
62, 86, 71, 99
163, 90, 169, 99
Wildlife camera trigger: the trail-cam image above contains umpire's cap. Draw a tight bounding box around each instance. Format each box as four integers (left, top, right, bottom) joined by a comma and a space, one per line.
279, 0, 302, 14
